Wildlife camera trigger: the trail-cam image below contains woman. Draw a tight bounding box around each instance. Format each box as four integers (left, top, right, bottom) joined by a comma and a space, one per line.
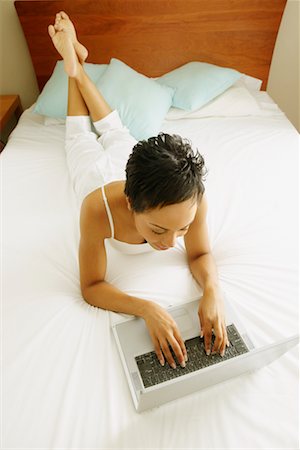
48, 12, 229, 370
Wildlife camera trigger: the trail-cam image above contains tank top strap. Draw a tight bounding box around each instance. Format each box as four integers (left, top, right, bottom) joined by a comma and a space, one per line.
101, 185, 115, 239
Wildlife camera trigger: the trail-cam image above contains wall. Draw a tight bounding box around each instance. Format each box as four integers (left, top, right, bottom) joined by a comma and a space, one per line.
267, 0, 300, 131
0, 0, 39, 110
0, 0, 299, 131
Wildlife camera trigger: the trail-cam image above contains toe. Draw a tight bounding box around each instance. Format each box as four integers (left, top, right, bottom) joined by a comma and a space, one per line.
55, 23, 64, 31
60, 11, 69, 20
48, 25, 56, 38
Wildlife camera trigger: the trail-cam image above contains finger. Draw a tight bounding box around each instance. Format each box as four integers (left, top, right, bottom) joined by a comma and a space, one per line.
219, 337, 227, 357
161, 341, 176, 369
221, 323, 229, 354
211, 336, 222, 354
154, 340, 165, 366
169, 335, 186, 367
211, 322, 223, 354
198, 314, 203, 337
225, 328, 230, 347
174, 328, 188, 362
203, 327, 212, 355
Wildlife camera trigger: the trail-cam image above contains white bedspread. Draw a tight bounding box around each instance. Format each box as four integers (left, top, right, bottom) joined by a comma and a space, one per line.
2, 97, 299, 449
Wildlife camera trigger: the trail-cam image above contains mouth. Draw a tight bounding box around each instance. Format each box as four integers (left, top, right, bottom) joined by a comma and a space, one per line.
151, 243, 170, 251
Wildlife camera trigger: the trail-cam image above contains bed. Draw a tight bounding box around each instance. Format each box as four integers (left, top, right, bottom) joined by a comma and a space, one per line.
2, 0, 299, 448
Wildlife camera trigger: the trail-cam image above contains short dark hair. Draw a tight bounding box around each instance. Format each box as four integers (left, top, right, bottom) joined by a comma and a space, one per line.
124, 133, 207, 212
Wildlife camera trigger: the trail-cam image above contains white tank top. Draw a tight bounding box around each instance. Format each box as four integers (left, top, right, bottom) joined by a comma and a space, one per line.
100, 186, 202, 309
101, 185, 154, 253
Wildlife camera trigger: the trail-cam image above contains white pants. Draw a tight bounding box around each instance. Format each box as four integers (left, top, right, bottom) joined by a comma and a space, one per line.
65, 110, 137, 204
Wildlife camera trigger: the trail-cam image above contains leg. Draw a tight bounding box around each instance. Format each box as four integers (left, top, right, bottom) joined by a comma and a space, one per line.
63, 52, 111, 202
57, 26, 136, 173
72, 64, 137, 180
65, 91, 111, 203
67, 77, 89, 116
49, 12, 112, 122
75, 64, 112, 122
66, 70, 136, 198
48, 12, 136, 201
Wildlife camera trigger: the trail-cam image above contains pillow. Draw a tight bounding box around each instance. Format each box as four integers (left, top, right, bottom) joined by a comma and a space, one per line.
165, 85, 261, 120
157, 62, 242, 111
236, 74, 263, 91
34, 61, 107, 119
96, 58, 175, 140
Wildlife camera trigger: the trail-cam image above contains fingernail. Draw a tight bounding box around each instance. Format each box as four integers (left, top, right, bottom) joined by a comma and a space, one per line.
221, 351, 225, 357
206, 350, 210, 356
211, 350, 217, 355
180, 361, 186, 368
200, 332, 203, 338
185, 354, 188, 362
159, 359, 165, 366
171, 363, 176, 369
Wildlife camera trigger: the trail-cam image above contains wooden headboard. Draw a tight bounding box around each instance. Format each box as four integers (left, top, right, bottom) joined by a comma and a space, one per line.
15, 0, 287, 91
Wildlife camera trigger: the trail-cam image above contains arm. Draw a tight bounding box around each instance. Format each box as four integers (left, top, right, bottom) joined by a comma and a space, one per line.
79, 191, 187, 368
79, 191, 149, 316
184, 194, 229, 356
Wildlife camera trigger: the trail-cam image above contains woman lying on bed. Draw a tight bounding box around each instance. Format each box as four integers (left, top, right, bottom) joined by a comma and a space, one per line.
48, 11, 230, 370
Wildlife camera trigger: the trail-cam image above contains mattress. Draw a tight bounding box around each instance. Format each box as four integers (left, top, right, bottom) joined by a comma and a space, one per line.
2, 92, 299, 449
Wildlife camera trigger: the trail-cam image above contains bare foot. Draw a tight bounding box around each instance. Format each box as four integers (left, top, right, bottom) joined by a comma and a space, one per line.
48, 24, 79, 77
54, 11, 88, 64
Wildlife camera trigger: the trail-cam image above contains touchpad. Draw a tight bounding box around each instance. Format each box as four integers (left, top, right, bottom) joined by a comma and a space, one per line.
172, 309, 193, 332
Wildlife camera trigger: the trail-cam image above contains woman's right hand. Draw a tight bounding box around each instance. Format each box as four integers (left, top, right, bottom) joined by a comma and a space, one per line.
142, 301, 187, 369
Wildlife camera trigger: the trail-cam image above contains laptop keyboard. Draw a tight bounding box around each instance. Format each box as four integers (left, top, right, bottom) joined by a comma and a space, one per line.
135, 324, 249, 388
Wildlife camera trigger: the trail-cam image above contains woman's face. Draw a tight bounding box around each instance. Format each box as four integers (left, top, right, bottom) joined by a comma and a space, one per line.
133, 198, 198, 250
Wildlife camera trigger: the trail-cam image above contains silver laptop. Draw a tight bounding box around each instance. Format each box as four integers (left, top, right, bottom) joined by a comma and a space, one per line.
112, 297, 299, 412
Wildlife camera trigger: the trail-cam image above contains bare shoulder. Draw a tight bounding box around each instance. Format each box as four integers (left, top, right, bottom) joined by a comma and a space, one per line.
184, 193, 210, 259
80, 188, 110, 239
192, 193, 208, 225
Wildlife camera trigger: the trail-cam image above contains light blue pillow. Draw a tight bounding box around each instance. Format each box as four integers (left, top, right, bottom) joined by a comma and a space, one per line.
34, 61, 107, 118
96, 58, 175, 140
157, 62, 242, 111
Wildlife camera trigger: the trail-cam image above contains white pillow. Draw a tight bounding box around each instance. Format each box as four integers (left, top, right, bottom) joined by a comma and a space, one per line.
236, 74, 263, 91
165, 85, 261, 120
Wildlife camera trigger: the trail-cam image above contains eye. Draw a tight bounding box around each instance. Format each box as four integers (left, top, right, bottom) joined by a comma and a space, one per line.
177, 228, 189, 237
151, 230, 165, 235
181, 227, 189, 233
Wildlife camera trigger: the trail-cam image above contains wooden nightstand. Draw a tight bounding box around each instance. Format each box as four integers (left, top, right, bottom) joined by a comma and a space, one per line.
0, 95, 23, 152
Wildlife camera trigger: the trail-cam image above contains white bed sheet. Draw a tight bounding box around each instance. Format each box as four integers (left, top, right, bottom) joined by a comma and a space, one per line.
2, 96, 299, 449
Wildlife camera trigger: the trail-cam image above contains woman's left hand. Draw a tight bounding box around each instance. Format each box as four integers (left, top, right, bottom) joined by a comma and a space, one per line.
198, 287, 230, 357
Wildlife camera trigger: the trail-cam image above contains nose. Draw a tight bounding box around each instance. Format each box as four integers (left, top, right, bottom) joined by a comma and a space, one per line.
162, 233, 177, 248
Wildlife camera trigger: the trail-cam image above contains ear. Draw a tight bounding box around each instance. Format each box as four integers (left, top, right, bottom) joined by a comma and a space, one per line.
126, 196, 132, 211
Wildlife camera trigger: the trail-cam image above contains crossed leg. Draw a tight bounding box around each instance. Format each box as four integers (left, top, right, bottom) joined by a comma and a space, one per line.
48, 11, 112, 121
48, 11, 137, 202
